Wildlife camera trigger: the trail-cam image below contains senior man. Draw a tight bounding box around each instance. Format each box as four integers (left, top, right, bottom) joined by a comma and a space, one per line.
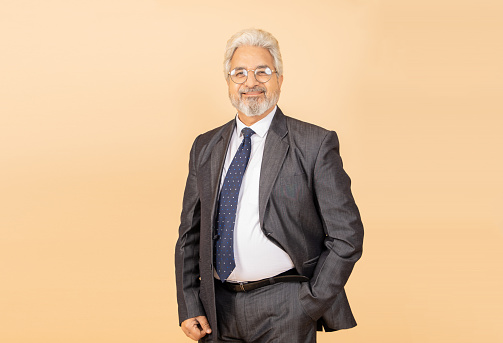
175, 28, 364, 343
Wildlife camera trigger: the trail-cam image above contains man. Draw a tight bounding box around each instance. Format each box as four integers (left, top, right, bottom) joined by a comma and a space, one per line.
175, 28, 364, 343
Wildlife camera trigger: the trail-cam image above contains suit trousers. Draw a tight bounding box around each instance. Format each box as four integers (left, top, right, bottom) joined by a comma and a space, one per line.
206, 280, 317, 343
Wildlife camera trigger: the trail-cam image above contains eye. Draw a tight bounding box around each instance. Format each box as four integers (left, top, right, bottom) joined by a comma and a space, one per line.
231, 68, 247, 78
256, 67, 272, 76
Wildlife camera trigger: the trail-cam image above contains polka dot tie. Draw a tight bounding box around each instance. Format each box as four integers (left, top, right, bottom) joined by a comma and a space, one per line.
214, 127, 255, 282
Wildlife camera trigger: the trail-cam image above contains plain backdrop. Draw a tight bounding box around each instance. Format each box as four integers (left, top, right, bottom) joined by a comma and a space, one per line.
1, 1, 502, 342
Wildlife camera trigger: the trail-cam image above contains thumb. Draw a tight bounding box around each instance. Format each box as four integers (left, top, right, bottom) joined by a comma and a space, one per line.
196, 316, 212, 334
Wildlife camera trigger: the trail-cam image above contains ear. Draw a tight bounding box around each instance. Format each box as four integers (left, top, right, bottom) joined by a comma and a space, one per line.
277, 74, 284, 89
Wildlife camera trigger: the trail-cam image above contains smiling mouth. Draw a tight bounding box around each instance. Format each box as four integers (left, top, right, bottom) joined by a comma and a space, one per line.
241, 91, 264, 97
239, 86, 266, 98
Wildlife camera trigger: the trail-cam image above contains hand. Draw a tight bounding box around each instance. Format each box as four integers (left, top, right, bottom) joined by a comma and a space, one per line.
181, 316, 212, 341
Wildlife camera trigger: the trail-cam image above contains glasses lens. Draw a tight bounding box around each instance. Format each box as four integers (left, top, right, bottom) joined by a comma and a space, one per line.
230, 68, 247, 84
255, 67, 273, 83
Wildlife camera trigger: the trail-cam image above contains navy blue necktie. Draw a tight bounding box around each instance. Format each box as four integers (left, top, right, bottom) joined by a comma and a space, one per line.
215, 127, 255, 282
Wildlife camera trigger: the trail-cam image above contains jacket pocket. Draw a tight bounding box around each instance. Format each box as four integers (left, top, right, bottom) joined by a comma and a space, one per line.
302, 255, 320, 278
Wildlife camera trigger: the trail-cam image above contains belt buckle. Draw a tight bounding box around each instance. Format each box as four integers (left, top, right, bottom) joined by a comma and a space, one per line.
239, 282, 246, 292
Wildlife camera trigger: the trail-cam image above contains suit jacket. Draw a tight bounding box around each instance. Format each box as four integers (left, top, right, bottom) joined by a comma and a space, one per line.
175, 107, 364, 339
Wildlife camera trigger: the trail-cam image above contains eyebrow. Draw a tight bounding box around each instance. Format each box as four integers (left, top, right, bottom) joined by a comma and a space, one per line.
232, 65, 271, 71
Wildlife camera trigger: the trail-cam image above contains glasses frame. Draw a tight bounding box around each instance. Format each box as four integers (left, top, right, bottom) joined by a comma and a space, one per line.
228, 66, 278, 84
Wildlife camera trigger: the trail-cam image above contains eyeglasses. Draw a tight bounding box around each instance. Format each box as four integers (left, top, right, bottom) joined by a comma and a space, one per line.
228, 66, 278, 84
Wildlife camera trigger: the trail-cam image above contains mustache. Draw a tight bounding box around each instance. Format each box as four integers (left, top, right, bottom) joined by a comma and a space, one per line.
239, 86, 267, 95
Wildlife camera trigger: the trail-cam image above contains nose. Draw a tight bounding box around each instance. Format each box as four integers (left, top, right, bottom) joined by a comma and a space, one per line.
243, 69, 260, 88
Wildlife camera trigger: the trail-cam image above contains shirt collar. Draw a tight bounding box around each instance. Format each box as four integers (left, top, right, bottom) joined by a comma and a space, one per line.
235, 106, 277, 139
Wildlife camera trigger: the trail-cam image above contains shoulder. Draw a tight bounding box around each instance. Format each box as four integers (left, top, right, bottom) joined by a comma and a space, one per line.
285, 115, 331, 136
197, 120, 233, 144
281, 112, 338, 148
190, 119, 234, 153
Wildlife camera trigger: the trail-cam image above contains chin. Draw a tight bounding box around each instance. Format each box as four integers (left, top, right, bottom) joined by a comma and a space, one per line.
241, 102, 269, 117
229, 92, 278, 118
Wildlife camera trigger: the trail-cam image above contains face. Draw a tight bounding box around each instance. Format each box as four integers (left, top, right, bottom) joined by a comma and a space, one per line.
227, 46, 283, 120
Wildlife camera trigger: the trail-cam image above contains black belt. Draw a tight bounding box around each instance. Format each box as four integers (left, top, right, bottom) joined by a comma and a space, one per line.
216, 269, 309, 293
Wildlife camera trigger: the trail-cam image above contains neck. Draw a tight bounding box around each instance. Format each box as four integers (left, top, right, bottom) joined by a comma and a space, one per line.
237, 105, 276, 126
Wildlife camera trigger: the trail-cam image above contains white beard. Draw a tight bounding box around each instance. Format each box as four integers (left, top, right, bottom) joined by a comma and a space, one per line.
229, 88, 280, 117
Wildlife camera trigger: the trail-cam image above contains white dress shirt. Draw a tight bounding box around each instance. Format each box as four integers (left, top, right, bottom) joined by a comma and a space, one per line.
216, 106, 294, 282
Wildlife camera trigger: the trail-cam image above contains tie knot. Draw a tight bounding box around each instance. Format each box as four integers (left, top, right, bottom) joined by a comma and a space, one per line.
241, 127, 255, 139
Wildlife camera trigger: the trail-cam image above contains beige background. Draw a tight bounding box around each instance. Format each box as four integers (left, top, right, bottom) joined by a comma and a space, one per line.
1, 0, 502, 342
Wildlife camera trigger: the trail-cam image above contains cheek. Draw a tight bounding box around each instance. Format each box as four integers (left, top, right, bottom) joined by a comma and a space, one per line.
228, 86, 238, 97
266, 85, 278, 95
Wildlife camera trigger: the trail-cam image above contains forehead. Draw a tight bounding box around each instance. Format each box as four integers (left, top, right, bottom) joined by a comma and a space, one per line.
230, 46, 275, 69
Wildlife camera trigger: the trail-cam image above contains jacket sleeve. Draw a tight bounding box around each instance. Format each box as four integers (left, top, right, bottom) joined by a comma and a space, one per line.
298, 130, 364, 321
175, 136, 206, 324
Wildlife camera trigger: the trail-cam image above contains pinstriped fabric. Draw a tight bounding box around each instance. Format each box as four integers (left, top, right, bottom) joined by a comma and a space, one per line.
214, 281, 317, 342
214, 127, 255, 282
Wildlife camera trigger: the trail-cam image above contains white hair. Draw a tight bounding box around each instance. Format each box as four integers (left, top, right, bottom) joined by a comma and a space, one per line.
223, 28, 283, 79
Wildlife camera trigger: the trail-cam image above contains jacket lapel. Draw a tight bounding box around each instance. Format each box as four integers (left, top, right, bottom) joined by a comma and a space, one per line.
259, 107, 289, 227
209, 121, 234, 223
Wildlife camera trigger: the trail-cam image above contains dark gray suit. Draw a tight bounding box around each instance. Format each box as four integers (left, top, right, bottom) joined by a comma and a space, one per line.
175, 107, 364, 341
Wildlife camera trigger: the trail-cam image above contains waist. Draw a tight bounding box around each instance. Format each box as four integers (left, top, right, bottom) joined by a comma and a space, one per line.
215, 268, 309, 293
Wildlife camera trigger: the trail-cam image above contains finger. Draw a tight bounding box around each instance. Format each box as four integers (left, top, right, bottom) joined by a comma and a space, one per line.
196, 316, 212, 334
181, 318, 205, 340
